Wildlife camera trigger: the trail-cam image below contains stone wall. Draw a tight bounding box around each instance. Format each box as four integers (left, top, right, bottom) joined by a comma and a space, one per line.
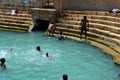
63, 0, 120, 11
31, 8, 56, 23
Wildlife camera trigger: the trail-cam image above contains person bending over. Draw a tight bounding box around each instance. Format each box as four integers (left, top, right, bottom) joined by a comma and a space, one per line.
0, 58, 6, 70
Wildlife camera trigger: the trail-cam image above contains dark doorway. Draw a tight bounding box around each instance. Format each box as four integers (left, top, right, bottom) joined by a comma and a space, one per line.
32, 19, 50, 31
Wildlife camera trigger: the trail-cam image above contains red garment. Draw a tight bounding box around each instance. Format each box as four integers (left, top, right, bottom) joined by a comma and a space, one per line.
15, 9, 19, 14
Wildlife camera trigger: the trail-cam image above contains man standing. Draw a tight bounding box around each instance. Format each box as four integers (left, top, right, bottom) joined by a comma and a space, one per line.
80, 16, 89, 40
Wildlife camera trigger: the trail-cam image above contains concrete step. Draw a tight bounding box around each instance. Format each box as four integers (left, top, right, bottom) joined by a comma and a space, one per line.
88, 37, 120, 54
56, 25, 120, 40
0, 18, 31, 24
55, 26, 120, 46
64, 10, 120, 17
0, 27, 27, 32
0, 21, 29, 28
0, 15, 32, 21
58, 18, 120, 28
0, 12, 31, 17
56, 22, 120, 34
56, 23, 80, 30
0, 24, 28, 30
55, 30, 120, 53
90, 23, 120, 34
89, 28, 120, 40
63, 13, 120, 23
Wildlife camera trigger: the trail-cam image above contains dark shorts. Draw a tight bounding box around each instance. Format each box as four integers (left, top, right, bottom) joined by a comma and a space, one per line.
81, 26, 86, 31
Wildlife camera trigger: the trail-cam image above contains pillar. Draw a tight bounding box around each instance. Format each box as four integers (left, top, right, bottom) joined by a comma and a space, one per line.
54, 0, 64, 15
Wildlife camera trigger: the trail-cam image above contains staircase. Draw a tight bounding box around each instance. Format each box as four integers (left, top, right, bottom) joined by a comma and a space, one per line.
0, 6, 32, 32
55, 10, 120, 64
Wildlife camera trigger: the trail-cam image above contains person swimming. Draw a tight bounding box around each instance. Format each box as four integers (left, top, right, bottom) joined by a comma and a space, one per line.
36, 46, 41, 52
58, 31, 64, 40
63, 74, 68, 80
0, 58, 6, 70
45, 52, 52, 59
36, 46, 44, 56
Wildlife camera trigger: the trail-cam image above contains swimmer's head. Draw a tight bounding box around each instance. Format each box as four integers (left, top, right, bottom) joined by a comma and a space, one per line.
0, 58, 6, 64
36, 46, 41, 51
46, 52, 49, 57
63, 74, 68, 80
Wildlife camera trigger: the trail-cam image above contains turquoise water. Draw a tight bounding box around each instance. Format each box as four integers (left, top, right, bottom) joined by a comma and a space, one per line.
0, 31, 120, 80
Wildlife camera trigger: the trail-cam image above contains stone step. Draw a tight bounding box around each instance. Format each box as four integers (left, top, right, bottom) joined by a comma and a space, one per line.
64, 10, 120, 17
56, 23, 80, 30
0, 15, 32, 21
90, 23, 120, 34
56, 22, 120, 34
55, 26, 120, 46
0, 27, 27, 32
0, 12, 31, 17
63, 13, 120, 23
0, 18, 31, 24
0, 24, 27, 30
90, 19, 120, 27
89, 28, 120, 40
56, 20, 120, 34
58, 18, 120, 27
56, 26, 80, 34
55, 30, 120, 53
88, 37, 120, 54
0, 21, 29, 28
56, 25, 120, 40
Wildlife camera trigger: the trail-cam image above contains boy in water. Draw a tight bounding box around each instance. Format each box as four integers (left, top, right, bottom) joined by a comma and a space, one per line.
58, 31, 64, 40
63, 74, 68, 80
46, 22, 56, 36
0, 58, 6, 70
80, 16, 89, 40
36, 46, 43, 56
46, 52, 52, 59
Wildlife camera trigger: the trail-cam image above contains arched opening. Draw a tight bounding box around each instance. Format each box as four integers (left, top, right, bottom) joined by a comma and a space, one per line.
32, 19, 50, 31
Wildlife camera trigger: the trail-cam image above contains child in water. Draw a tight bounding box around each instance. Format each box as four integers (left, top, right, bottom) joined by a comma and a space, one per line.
46, 52, 52, 60
0, 58, 6, 70
58, 31, 64, 40
36, 46, 44, 56
36, 46, 41, 52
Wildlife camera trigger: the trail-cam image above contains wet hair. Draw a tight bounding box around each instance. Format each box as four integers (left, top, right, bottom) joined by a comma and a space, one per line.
36, 46, 41, 51
63, 74, 68, 80
46, 52, 49, 57
0, 58, 6, 64
83, 16, 87, 20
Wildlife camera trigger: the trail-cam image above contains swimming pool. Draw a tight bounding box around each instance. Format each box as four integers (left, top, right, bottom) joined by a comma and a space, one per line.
0, 31, 120, 80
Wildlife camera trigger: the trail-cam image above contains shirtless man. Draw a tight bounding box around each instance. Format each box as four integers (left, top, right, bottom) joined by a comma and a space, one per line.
46, 22, 56, 36
80, 16, 89, 40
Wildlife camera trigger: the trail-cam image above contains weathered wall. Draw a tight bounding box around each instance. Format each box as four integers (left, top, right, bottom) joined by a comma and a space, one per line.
63, 0, 120, 11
